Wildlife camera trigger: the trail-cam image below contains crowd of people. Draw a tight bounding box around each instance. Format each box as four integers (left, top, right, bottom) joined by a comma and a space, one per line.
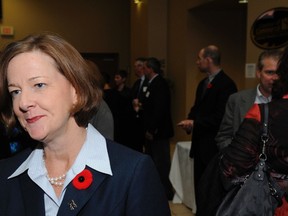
1, 32, 288, 216
103, 57, 174, 200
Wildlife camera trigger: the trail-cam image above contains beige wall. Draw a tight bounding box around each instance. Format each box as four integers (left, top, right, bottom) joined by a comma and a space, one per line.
167, 0, 191, 142
0, 0, 130, 70
130, 1, 149, 75
130, 0, 168, 83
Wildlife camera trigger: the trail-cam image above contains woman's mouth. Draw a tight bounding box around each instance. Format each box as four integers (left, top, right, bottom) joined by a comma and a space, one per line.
26, 115, 44, 123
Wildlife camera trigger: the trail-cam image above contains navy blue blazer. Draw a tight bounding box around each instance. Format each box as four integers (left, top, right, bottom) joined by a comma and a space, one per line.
0, 140, 171, 216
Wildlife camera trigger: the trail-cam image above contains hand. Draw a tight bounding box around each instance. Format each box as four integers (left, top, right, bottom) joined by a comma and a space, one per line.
132, 99, 142, 112
145, 131, 154, 141
177, 119, 193, 134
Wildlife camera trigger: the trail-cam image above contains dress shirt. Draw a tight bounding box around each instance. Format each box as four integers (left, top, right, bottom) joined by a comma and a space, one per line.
8, 124, 112, 216
139, 75, 145, 89
201, 70, 221, 98
254, 84, 272, 104
137, 75, 146, 97
208, 70, 221, 82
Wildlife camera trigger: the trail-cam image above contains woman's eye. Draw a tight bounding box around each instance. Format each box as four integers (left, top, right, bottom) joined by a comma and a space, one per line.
35, 83, 46, 88
10, 89, 21, 97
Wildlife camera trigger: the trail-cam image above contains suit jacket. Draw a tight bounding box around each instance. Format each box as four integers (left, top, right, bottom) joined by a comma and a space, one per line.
131, 77, 148, 101
0, 140, 170, 216
215, 88, 257, 149
130, 77, 149, 121
142, 75, 174, 140
105, 86, 135, 146
129, 78, 149, 151
188, 70, 237, 163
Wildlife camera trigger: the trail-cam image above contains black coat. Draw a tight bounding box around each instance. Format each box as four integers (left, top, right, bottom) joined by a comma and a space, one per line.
188, 70, 237, 163
142, 75, 174, 140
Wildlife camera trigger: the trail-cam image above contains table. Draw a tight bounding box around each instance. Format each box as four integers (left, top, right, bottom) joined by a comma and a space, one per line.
169, 141, 197, 214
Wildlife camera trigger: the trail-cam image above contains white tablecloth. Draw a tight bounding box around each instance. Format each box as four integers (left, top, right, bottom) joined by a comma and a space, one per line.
169, 141, 197, 214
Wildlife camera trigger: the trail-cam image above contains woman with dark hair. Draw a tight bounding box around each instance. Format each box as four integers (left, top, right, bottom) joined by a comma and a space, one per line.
219, 47, 288, 215
0, 33, 170, 215
272, 47, 288, 100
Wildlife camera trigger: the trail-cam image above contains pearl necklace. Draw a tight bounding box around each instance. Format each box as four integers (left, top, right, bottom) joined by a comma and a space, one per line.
46, 173, 66, 187
43, 152, 67, 187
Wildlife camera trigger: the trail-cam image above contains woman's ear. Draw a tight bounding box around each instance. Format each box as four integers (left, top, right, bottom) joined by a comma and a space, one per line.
71, 85, 78, 106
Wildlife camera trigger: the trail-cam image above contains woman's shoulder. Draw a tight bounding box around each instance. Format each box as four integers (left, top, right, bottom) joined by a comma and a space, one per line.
105, 139, 152, 170
106, 139, 147, 160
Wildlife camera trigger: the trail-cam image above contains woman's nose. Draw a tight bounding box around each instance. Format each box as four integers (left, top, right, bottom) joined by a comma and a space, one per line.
18, 91, 35, 112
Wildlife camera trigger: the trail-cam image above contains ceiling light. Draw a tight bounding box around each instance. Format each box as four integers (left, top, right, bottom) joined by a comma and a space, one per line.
239, 0, 248, 3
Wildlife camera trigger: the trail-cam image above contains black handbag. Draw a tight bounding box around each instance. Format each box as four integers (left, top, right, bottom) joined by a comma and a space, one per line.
216, 104, 285, 216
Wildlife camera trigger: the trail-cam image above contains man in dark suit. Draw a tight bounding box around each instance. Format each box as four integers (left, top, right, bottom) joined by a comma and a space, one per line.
178, 45, 237, 211
215, 49, 282, 149
142, 57, 174, 200
130, 57, 148, 152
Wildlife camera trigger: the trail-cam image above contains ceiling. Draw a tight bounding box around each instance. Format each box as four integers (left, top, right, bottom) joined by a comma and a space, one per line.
193, 0, 247, 11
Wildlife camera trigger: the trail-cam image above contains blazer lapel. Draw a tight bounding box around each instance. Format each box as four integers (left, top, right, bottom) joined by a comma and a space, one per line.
19, 172, 46, 215
240, 89, 257, 118
57, 167, 108, 216
202, 71, 224, 99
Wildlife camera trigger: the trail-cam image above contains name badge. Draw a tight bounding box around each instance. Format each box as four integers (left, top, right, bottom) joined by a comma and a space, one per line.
146, 91, 150, 98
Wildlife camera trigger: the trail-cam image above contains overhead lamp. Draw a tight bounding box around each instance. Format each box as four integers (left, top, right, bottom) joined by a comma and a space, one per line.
239, 0, 248, 3
134, 0, 142, 4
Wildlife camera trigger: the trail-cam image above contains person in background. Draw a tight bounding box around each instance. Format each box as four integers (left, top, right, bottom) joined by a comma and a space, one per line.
105, 70, 135, 149
102, 72, 112, 91
0, 33, 171, 215
177, 45, 237, 212
216, 49, 282, 150
89, 100, 114, 140
0, 120, 37, 159
0, 123, 10, 159
131, 57, 148, 103
130, 57, 149, 152
142, 57, 174, 200
86, 59, 114, 140
219, 46, 288, 216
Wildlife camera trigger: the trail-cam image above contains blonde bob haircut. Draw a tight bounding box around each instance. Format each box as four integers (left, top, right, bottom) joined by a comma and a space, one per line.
0, 33, 103, 130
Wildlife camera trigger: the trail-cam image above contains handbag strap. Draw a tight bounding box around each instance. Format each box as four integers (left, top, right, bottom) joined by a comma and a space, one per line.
259, 103, 269, 161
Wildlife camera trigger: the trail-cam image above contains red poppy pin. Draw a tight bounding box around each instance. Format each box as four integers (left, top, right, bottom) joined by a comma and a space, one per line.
207, 83, 213, 89
72, 169, 93, 190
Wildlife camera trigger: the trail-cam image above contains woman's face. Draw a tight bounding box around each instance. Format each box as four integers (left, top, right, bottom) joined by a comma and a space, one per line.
7, 51, 78, 142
